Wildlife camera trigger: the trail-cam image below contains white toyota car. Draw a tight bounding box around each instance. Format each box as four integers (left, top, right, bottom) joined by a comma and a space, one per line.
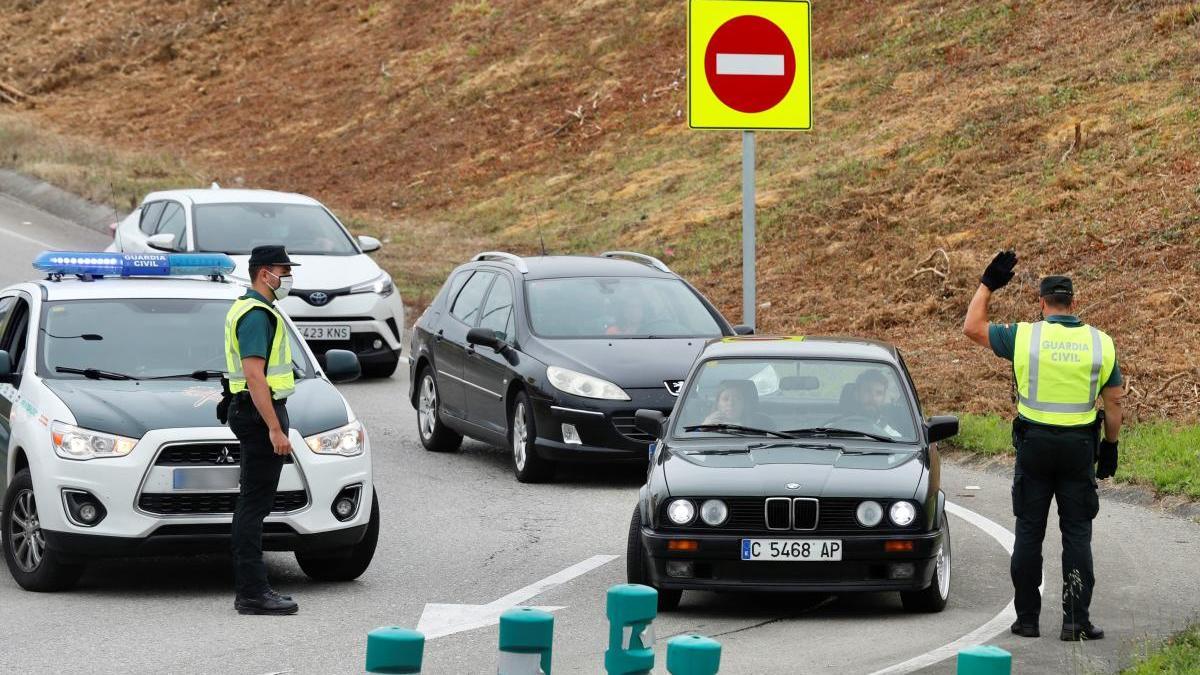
0, 252, 377, 591
110, 187, 404, 377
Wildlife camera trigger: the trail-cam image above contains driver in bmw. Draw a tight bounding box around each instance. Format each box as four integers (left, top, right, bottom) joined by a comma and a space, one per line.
852, 369, 903, 438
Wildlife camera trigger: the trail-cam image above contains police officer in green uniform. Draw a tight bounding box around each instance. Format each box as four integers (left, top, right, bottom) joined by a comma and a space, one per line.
224, 245, 301, 615
963, 251, 1123, 641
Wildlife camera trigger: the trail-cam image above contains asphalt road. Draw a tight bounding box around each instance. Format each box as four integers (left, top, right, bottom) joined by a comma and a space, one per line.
0, 192, 1196, 674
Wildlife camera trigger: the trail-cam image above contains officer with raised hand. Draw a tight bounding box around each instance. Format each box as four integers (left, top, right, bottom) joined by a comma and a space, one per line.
223, 245, 301, 615
963, 251, 1123, 642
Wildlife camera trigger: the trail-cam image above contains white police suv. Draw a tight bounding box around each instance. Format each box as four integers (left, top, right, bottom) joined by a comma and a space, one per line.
0, 252, 377, 591
110, 187, 405, 377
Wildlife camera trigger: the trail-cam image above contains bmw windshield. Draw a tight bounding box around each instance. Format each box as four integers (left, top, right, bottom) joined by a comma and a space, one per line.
194, 203, 358, 255
38, 298, 313, 380
672, 357, 919, 443
525, 277, 722, 339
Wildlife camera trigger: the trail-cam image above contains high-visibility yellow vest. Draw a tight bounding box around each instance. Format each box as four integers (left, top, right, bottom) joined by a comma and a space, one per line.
1013, 320, 1115, 427
224, 296, 295, 400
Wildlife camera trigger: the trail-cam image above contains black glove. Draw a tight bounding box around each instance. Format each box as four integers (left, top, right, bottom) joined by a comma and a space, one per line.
1096, 440, 1118, 480
980, 250, 1018, 291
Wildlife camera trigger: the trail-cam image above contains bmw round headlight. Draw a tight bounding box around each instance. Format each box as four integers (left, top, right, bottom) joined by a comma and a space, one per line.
889, 500, 917, 527
856, 500, 883, 527
700, 499, 728, 526
667, 499, 696, 525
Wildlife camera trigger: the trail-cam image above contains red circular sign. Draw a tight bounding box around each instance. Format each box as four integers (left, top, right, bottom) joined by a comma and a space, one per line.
704, 15, 796, 114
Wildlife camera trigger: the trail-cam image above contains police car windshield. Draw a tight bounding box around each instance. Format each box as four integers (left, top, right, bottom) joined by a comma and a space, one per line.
38, 298, 313, 381
672, 357, 919, 444
193, 203, 358, 256
526, 277, 722, 339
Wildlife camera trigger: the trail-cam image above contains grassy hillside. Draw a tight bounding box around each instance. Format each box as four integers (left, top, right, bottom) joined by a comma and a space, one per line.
2, 0, 1199, 420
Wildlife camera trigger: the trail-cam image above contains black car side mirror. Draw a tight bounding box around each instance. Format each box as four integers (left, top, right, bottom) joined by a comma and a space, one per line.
324, 349, 361, 384
0, 350, 14, 384
926, 415, 959, 443
634, 409, 666, 439
733, 325, 755, 336
467, 327, 508, 354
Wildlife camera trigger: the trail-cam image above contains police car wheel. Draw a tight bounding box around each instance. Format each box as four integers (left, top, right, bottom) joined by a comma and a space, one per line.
416, 368, 462, 452
1, 469, 84, 592
295, 489, 380, 582
626, 505, 682, 611
510, 392, 554, 483
900, 509, 951, 613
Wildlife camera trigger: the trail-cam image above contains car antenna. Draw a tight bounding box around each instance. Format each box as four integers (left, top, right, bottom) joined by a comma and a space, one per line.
536, 213, 548, 256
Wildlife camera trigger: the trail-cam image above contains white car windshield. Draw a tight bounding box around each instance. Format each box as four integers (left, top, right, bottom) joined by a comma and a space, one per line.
194, 203, 358, 255
38, 298, 312, 380
525, 277, 722, 339
673, 357, 918, 443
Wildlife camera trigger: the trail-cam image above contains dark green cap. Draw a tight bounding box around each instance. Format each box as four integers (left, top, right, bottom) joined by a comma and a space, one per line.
1039, 275, 1073, 297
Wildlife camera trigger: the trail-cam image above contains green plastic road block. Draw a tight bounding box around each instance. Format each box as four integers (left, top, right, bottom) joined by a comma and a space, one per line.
604, 584, 658, 675
498, 607, 554, 674
365, 626, 424, 674
956, 645, 1011, 675
666, 635, 721, 675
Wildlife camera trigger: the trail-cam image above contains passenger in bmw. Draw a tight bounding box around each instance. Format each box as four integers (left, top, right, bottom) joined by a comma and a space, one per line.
702, 381, 749, 425
223, 245, 301, 616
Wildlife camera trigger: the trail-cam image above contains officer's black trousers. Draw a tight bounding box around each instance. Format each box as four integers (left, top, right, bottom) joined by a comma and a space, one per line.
229, 396, 289, 598
1010, 422, 1099, 627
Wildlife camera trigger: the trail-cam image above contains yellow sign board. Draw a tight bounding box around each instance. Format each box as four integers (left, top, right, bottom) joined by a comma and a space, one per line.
688, 0, 811, 130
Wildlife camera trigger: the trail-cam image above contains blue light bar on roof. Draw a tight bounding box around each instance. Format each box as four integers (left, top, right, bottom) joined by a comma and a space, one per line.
33, 252, 236, 278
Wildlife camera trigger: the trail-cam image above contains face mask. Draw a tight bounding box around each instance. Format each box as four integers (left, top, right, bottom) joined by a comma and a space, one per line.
266, 270, 294, 300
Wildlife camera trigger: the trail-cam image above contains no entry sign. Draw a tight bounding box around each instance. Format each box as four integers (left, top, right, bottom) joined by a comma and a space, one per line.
689, 0, 811, 129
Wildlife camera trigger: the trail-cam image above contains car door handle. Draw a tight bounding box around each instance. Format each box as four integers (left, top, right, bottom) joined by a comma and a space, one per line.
435, 330, 444, 342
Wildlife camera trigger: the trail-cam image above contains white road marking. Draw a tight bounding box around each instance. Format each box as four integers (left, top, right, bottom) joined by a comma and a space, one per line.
0, 224, 56, 249
715, 53, 785, 76
868, 501, 1044, 675
416, 554, 618, 640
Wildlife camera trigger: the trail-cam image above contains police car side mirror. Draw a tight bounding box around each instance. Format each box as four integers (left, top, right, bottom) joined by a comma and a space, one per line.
324, 349, 361, 384
634, 409, 666, 439
147, 233, 178, 252
357, 235, 382, 253
733, 325, 755, 336
0, 350, 13, 384
926, 416, 959, 444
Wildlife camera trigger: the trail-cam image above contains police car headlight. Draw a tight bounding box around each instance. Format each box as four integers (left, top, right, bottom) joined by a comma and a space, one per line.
889, 500, 917, 527
546, 366, 630, 401
350, 274, 394, 297
51, 422, 137, 461
305, 420, 365, 456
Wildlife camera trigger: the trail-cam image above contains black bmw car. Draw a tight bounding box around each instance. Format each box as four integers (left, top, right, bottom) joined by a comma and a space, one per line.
407, 251, 746, 482
627, 336, 959, 611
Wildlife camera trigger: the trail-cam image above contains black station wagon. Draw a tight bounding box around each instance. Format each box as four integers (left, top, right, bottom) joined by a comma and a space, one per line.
626, 336, 959, 611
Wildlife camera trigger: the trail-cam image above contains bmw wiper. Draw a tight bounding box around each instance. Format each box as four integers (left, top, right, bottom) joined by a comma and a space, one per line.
682, 423, 795, 439
55, 366, 138, 381
782, 427, 897, 443
748, 441, 844, 451
145, 369, 225, 381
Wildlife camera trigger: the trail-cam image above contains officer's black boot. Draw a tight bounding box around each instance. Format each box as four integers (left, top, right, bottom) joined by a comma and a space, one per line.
235, 592, 299, 615
1010, 621, 1040, 638
1060, 623, 1104, 641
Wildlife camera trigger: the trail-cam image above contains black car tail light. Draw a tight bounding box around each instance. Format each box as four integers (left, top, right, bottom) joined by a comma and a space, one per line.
765, 497, 791, 530
792, 498, 818, 531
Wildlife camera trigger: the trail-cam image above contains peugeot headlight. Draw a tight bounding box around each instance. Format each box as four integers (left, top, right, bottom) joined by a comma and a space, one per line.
350, 273, 394, 296
700, 499, 728, 526
666, 499, 696, 525
856, 500, 883, 527
546, 366, 630, 401
51, 422, 137, 461
889, 500, 917, 527
305, 420, 366, 456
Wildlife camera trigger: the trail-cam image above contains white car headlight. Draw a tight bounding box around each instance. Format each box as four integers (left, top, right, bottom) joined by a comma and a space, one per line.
51, 422, 137, 461
305, 420, 366, 456
350, 274, 394, 296
667, 499, 696, 525
889, 500, 917, 527
546, 366, 630, 401
856, 500, 883, 527
700, 499, 728, 526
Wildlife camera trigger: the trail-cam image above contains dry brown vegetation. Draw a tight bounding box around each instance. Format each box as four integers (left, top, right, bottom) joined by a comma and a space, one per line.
2, 0, 1199, 420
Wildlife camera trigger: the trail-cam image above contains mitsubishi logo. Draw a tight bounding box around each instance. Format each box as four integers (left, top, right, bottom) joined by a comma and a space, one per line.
308, 291, 329, 306
664, 380, 684, 396
216, 447, 237, 464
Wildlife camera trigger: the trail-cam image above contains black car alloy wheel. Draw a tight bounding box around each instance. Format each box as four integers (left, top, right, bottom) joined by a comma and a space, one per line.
510, 391, 553, 483
416, 368, 462, 452
901, 508, 951, 613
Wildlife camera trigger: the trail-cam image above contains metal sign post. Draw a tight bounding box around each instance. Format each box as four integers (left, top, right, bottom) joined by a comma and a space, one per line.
742, 130, 756, 329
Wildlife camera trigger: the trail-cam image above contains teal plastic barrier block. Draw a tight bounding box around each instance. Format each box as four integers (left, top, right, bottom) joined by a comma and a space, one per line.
956, 645, 1011, 675
604, 584, 659, 674
365, 626, 424, 674
667, 635, 722, 675
499, 607, 554, 674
